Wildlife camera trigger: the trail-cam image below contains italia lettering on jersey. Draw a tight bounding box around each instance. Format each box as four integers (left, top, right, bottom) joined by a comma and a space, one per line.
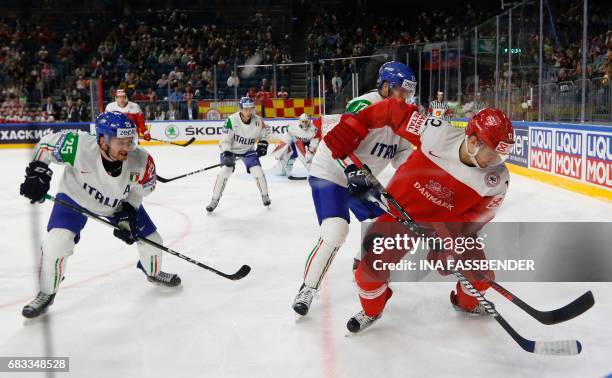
233, 134, 256, 145
81, 182, 122, 208
370, 142, 397, 159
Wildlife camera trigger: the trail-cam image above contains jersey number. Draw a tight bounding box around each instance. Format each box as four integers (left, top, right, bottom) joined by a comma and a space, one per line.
60, 138, 74, 155
425, 118, 443, 127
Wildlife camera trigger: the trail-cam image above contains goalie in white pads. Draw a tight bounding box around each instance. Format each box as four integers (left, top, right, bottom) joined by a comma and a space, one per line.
19, 112, 180, 319
272, 113, 321, 177
206, 97, 270, 212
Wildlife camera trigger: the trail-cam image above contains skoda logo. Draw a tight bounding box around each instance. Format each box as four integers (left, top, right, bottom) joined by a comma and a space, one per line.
165, 124, 179, 139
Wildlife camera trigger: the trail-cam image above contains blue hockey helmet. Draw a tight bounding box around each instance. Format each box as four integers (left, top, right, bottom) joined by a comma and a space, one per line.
95, 111, 138, 151
377, 61, 417, 100
239, 96, 255, 109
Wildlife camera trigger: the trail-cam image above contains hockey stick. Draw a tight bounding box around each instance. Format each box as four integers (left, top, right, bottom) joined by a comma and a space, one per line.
483, 279, 594, 325
158, 163, 222, 183
288, 175, 308, 180
452, 272, 582, 356
347, 153, 583, 355
149, 137, 196, 147
42, 194, 251, 281
365, 194, 595, 326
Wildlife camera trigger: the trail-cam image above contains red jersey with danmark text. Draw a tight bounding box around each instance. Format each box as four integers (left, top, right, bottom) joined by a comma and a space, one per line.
354, 98, 509, 224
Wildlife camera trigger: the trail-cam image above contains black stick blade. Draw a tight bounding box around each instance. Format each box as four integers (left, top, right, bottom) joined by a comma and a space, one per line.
226, 265, 251, 280
179, 137, 196, 147
157, 175, 171, 183
535, 291, 595, 325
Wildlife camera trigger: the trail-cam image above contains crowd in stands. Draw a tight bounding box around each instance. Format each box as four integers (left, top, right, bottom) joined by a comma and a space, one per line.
0, 2, 609, 124
307, 4, 498, 97
544, 0, 611, 84
86, 9, 291, 105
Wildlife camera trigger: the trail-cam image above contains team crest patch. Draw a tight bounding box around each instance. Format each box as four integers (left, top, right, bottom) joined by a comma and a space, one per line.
485, 172, 501, 187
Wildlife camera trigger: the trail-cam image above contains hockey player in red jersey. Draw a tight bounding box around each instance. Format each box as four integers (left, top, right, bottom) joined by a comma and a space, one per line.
105, 89, 149, 141
325, 102, 515, 333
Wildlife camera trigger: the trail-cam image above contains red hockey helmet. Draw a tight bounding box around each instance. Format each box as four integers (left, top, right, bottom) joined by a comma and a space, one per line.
465, 108, 514, 155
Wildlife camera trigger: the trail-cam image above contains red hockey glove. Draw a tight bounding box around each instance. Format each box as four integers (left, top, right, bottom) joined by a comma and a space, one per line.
323, 115, 368, 159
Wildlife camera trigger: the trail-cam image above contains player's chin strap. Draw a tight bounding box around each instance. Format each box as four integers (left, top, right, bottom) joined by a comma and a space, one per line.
463, 135, 486, 169
346, 152, 590, 356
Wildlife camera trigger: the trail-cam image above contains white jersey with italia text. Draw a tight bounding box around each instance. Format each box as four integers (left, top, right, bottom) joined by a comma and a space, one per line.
220, 112, 268, 154
33, 131, 156, 216
309, 91, 413, 187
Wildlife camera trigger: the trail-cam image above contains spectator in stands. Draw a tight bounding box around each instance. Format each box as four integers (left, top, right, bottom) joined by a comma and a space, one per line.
132, 89, 148, 101
167, 102, 179, 120
157, 74, 169, 90
154, 104, 166, 120
277, 86, 289, 99
227, 71, 240, 90
66, 98, 79, 122
169, 86, 184, 102
331, 71, 342, 94
76, 98, 89, 122
146, 88, 158, 103
182, 99, 199, 120
144, 104, 155, 121
41, 97, 59, 119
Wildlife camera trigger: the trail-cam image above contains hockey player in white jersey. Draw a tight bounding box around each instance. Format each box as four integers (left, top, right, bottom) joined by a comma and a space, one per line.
272, 113, 321, 177
18, 112, 180, 319
206, 97, 270, 213
292, 61, 418, 316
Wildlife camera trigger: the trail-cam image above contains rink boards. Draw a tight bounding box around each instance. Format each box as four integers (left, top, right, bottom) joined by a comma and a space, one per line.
452, 119, 611, 200
1, 117, 610, 200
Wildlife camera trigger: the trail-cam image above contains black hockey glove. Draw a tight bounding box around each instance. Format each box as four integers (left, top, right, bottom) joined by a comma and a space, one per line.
113, 202, 139, 245
256, 140, 269, 157
20, 161, 53, 204
344, 164, 374, 198
221, 151, 236, 167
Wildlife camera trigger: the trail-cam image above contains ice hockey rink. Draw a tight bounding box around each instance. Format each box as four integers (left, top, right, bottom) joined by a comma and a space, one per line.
0, 145, 611, 378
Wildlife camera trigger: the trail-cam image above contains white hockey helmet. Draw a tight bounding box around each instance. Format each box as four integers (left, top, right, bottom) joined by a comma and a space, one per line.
298, 113, 310, 129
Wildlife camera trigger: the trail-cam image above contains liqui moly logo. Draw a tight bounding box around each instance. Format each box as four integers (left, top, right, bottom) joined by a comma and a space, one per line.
529, 129, 553, 171
585, 133, 611, 188
554, 131, 582, 179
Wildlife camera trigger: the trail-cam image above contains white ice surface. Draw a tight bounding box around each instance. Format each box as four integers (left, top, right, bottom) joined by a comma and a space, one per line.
0, 145, 610, 378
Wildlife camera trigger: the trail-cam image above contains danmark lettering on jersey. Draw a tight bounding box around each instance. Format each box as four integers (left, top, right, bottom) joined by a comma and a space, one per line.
406, 112, 427, 135
82, 182, 122, 208
414, 180, 454, 210
370, 142, 397, 159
